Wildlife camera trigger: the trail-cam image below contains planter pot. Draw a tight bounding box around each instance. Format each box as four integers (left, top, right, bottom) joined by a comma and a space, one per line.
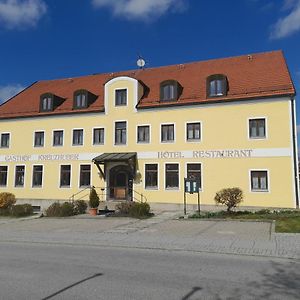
89, 208, 98, 216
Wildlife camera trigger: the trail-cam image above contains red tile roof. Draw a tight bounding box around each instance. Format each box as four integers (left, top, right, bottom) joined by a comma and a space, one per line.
0, 50, 295, 119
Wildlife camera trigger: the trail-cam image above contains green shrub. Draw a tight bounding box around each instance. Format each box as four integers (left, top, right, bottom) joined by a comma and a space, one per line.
0, 208, 11, 216
256, 209, 271, 215
115, 201, 135, 215
45, 202, 62, 217
214, 187, 243, 212
0, 192, 16, 209
115, 201, 151, 218
73, 200, 88, 214
46, 202, 77, 217
129, 202, 151, 218
89, 187, 99, 208
60, 202, 75, 217
10, 204, 33, 217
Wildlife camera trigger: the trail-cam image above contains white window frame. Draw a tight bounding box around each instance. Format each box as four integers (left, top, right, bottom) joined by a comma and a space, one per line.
115, 88, 128, 107
33, 130, 45, 148
144, 162, 159, 190
78, 164, 92, 188
0, 165, 9, 188
137, 124, 151, 144
164, 162, 180, 191
160, 122, 176, 144
59, 164, 72, 188
31, 164, 44, 188
52, 129, 64, 147
185, 121, 202, 143
14, 165, 26, 188
72, 128, 84, 147
248, 117, 268, 140
249, 169, 270, 193
0, 132, 11, 149
185, 162, 203, 191
92, 127, 105, 146
114, 120, 128, 146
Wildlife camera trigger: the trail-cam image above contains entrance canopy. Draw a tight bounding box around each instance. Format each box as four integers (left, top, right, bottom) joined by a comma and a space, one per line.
93, 152, 136, 163
92, 152, 137, 178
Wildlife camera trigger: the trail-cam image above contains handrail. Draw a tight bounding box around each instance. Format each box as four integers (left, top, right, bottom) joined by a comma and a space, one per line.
69, 186, 148, 203
69, 185, 92, 201
132, 189, 148, 203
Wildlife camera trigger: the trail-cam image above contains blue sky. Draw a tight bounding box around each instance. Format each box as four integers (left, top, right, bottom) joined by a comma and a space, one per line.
0, 0, 300, 126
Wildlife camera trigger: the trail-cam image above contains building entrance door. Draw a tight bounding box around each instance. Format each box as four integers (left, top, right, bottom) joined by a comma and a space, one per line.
109, 165, 133, 200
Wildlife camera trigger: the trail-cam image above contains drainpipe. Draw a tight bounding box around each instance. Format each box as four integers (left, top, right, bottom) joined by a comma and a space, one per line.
290, 96, 299, 208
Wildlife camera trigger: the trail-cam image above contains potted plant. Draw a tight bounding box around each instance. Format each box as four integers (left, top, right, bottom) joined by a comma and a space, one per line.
89, 187, 99, 216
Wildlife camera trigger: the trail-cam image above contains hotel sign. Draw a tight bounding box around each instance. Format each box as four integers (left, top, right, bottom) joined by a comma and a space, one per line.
158, 149, 253, 159
0, 148, 292, 163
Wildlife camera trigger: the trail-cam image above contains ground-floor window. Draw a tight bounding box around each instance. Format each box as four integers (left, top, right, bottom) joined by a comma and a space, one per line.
80, 165, 91, 187
15, 165, 25, 187
165, 163, 179, 189
32, 165, 43, 187
0, 166, 8, 186
145, 164, 158, 189
187, 163, 202, 189
60, 165, 71, 187
250, 170, 268, 191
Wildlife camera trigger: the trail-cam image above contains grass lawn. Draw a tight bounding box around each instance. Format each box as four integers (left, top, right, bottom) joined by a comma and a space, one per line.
189, 210, 300, 233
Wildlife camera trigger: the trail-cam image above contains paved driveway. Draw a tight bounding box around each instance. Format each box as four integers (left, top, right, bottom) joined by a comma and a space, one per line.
0, 212, 299, 259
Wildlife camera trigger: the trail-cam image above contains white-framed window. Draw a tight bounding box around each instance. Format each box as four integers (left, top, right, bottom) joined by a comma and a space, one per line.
15, 165, 25, 187
137, 125, 150, 143
60, 165, 71, 187
79, 165, 91, 187
250, 170, 269, 192
53, 130, 64, 146
249, 118, 266, 139
186, 122, 201, 141
72, 129, 83, 146
161, 124, 175, 143
115, 121, 127, 145
0, 166, 8, 187
0, 133, 10, 148
32, 165, 43, 187
145, 164, 158, 189
34, 131, 44, 147
93, 128, 104, 145
165, 163, 179, 189
186, 163, 202, 190
115, 89, 127, 106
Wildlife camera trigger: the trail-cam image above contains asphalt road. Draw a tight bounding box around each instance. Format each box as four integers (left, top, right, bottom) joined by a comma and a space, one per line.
0, 241, 299, 300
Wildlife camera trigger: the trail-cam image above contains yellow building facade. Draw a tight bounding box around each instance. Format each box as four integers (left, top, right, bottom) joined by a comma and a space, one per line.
0, 51, 298, 209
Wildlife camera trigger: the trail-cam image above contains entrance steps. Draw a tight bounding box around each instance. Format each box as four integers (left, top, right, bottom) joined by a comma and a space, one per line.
98, 201, 124, 211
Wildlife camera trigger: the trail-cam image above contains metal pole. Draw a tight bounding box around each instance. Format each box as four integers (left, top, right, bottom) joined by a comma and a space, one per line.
197, 191, 200, 215
184, 191, 186, 215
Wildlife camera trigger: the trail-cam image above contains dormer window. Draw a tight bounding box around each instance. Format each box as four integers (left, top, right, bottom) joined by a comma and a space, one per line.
160, 80, 180, 101
207, 74, 228, 98
40, 93, 53, 112
74, 90, 88, 109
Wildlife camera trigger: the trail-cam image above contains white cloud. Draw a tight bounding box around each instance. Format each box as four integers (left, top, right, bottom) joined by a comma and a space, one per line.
0, 0, 47, 29
0, 84, 25, 104
92, 0, 188, 21
270, 0, 300, 39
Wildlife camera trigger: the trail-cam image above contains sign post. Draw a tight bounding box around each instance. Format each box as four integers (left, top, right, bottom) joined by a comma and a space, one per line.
184, 178, 200, 215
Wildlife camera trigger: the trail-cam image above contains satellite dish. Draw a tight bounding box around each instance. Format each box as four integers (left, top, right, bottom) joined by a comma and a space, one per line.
137, 57, 146, 69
